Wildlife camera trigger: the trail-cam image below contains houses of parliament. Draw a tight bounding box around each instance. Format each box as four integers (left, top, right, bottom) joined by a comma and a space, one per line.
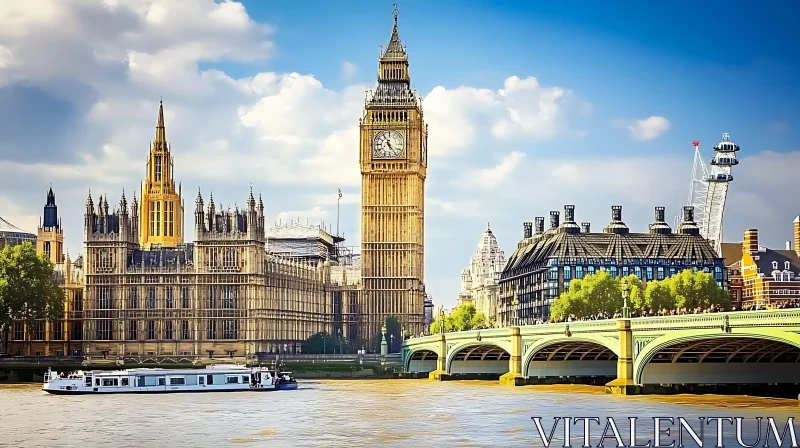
3, 8, 430, 357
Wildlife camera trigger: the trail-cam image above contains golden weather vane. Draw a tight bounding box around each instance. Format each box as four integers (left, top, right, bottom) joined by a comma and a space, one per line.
393, 3, 398, 22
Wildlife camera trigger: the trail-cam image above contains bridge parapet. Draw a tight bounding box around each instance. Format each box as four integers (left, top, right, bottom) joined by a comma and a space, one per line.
629, 308, 800, 332
401, 309, 800, 392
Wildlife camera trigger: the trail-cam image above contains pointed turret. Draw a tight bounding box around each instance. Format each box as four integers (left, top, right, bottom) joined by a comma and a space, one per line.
43, 184, 59, 228
140, 98, 184, 248
120, 189, 128, 214
382, 5, 407, 59
368, 4, 416, 106
155, 97, 166, 149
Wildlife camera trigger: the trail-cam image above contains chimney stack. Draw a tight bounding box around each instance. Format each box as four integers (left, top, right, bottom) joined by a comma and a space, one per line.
677, 206, 700, 235
549, 211, 560, 229
794, 216, 800, 257
564, 205, 575, 223
787, 241, 793, 251
534, 217, 545, 234
611, 205, 622, 222
655, 206, 665, 223
649, 206, 672, 235
523, 222, 533, 239
744, 228, 759, 257
604, 205, 629, 235
580, 222, 591, 233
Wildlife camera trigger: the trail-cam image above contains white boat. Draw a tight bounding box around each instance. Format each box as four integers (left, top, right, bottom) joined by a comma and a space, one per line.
42, 364, 279, 395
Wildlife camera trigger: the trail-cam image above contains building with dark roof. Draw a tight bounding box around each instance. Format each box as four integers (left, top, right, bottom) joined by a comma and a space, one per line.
499, 204, 725, 325
738, 218, 800, 307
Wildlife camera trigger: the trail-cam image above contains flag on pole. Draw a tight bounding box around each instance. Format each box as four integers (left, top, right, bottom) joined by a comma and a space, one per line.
338, 188, 342, 200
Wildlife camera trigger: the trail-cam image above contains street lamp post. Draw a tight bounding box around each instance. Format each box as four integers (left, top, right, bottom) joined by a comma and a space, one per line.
338, 328, 343, 354
390, 334, 395, 353
323, 332, 327, 355
621, 278, 630, 319
439, 307, 445, 334
512, 287, 520, 327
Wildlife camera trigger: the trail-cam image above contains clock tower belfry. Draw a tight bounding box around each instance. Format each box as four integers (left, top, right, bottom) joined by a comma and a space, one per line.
360, 5, 428, 343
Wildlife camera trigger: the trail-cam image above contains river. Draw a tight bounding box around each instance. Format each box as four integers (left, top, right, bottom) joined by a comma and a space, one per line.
1, 381, 798, 447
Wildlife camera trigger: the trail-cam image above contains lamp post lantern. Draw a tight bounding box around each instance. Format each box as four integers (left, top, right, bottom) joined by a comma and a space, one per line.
621, 278, 630, 319
337, 328, 343, 354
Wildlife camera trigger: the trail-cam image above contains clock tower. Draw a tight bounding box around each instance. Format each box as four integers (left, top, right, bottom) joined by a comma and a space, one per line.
360, 5, 428, 343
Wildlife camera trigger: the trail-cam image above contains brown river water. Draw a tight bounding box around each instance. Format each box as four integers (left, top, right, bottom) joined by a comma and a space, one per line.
1, 381, 798, 447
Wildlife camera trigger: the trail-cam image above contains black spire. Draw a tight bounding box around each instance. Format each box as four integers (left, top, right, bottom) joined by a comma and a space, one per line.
43, 184, 58, 228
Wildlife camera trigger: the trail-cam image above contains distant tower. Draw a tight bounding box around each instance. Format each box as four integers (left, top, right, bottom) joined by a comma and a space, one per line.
36, 185, 64, 264
140, 99, 184, 248
682, 134, 739, 255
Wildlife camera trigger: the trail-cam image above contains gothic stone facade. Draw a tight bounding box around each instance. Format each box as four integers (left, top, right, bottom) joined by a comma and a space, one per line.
81, 189, 332, 358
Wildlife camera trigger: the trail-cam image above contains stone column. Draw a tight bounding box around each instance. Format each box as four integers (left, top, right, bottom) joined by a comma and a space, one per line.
499, 326, 522, 386
605, 319, 638, 395
428, 333, 448, 381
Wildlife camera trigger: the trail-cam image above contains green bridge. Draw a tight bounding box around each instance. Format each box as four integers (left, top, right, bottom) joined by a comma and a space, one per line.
401, 308, 800, 395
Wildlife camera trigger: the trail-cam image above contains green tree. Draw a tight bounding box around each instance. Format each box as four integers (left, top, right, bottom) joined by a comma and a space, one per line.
550, 277, 589, 321
302, 331, 342, 354
643, 280, 675, 312
623, 274, 645, 313
0, 242, 64, 352
551, 271, 622, 320
428, 304, 489, 333
667, 269, 729, 310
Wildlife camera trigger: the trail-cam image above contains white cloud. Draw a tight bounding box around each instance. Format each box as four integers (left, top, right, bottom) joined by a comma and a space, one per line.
275, 206, 328, 224
0, 196, 39, 234
341, 60, 358, 80
613, 116, 671, 141
0, 0, 797, 311
423, 75, 590, 157
454, 151, 525, 189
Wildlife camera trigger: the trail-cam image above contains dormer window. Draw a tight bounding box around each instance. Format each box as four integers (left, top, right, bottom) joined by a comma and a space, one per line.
785, 261, 791, 270
772, 261, 778, 270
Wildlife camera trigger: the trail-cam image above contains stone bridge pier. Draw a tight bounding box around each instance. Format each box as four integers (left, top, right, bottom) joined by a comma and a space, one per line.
402, 309, 800, 396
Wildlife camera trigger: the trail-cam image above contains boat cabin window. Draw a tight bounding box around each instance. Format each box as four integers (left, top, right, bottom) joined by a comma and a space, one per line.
85, 376, 92, 387
226, 376, 239, 384
199, 376, 205, 385
95, 378, 100, 386
241, 375, 248, 383
158, 377, 166, 386
170, 377, 186, 385
121, 378, 129, 386
102, 378, 118, 387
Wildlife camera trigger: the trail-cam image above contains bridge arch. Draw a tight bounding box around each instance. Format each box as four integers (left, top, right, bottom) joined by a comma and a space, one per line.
404, 347, 440, 373
446, 340, 513, 375
522, 335, 620, 378
633, 329, 800, 385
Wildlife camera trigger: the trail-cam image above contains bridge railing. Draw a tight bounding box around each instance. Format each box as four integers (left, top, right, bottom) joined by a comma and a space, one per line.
402, 308, 800, 349
629, 307, 800, 330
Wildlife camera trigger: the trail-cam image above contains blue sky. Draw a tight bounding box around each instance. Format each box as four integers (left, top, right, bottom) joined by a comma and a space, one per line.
0, 0, 798, 308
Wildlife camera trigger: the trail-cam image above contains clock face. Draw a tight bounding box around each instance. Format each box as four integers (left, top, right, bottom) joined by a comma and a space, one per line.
373, 130, 404, 159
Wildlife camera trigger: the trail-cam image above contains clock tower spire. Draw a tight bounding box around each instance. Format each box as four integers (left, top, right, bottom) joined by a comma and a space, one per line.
359, 5, 428, 344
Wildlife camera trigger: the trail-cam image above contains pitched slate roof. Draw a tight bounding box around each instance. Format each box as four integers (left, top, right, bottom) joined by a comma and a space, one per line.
502, 206, 720, 280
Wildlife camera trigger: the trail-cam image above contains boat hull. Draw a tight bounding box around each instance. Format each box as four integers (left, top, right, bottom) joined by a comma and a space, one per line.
278, 383, 298, 390
43, 387, 276, 395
